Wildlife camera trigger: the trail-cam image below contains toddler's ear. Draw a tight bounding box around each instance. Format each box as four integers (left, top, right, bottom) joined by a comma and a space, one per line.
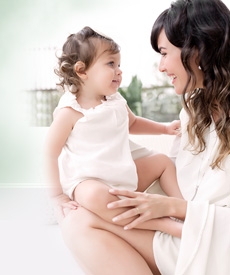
75, 61, 87, 79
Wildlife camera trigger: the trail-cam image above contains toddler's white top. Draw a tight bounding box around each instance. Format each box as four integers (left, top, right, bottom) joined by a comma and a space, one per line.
54, 91, 138, 199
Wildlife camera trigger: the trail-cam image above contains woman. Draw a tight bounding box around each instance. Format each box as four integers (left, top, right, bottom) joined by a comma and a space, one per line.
60, 0, 230, 274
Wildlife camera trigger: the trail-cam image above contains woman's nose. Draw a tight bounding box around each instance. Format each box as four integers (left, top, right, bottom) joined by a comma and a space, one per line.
158, 59, 165, 72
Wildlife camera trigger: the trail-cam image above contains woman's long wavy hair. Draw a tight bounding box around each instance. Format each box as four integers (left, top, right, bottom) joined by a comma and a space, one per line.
55, 26, 120, 96
151, 0, 230, 169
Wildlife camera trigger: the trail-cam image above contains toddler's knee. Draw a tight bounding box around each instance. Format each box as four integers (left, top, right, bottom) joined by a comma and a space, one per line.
74, 180, 111, 212
156, 153, 174, 167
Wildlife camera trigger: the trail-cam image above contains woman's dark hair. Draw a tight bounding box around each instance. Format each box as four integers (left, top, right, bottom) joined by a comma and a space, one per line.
151, 0, 230, 168
55, 26, 120, 96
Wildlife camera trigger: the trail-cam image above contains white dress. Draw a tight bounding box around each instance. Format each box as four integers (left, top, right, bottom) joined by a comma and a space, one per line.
54, 91, 151, 199
154, 108, 230, 275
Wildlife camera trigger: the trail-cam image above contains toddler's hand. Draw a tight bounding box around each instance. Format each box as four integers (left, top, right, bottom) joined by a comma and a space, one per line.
51, 193, 79, 223
165, 120, 181, 136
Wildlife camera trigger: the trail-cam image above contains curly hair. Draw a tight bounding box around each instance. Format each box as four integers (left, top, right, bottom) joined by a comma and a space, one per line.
55, 26, 120, 96
151, 0, 230, 168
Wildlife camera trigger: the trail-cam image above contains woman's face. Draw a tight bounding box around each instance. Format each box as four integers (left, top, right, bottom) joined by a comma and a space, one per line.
157, 29, 203, 95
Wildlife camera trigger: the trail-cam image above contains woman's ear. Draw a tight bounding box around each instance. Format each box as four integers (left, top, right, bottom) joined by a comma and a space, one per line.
75, 61, 87, 79
193, 50, 201, 67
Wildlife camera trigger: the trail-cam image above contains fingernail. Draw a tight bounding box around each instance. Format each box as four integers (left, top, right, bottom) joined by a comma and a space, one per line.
107, 202, 115, 208
112, 217, 118, 222
109, 189, 115, 193
124, 226, 129, 230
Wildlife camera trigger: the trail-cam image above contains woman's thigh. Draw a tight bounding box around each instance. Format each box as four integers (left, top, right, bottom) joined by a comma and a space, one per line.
61, 207, 160, 275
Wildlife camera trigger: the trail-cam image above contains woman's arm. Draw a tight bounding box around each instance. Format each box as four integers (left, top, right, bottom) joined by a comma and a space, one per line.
107, 189, 187, 230
131, 217, 183, 238
175, 201, 230, 274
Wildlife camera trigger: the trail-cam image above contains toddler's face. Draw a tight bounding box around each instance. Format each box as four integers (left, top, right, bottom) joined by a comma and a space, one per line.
85, 44, 122, 97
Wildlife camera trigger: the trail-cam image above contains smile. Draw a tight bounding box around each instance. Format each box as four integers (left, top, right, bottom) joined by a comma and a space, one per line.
169, 75, 176, 84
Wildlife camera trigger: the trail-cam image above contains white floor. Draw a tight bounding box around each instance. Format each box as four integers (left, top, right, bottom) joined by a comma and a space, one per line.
0, 188, 85, 275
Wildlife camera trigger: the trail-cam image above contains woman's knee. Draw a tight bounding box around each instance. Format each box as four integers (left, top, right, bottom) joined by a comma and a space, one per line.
60, 207, 98, 247
61, 206, 95, 229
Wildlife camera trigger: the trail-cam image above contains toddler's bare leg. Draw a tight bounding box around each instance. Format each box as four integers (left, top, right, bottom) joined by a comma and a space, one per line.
135, 154, 183, 198
73, 180, 138, 226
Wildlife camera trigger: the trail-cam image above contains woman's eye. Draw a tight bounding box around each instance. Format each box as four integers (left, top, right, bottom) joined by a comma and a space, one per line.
160, 52, 166, 57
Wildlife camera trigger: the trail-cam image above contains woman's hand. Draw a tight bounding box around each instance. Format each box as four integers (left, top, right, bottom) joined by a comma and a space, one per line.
51, 193, 79, 223
107, 189, 169, 229
107, 189, 186, 230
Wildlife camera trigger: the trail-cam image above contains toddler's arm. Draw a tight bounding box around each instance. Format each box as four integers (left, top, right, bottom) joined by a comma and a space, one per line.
44, 108, 81, 221
127, 105, 180, 135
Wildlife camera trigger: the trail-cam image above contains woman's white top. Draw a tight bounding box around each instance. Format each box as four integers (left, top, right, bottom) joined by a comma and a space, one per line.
54, 91, 138, 199
154, 108, 230, 275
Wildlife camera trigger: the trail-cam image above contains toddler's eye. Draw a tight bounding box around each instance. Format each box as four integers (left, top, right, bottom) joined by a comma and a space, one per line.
108, 61, 115, 66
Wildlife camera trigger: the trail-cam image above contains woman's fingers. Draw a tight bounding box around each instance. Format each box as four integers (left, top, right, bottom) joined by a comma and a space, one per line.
108, 189, 145, 209
107, 199, 136, 209
111, 206, 140, 222
123, 215, 145, 230
109, 188, 139, 198
108, 189, 173, 230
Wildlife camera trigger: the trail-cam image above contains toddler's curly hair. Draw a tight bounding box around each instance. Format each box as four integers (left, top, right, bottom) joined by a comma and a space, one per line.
55, 26, 120, 96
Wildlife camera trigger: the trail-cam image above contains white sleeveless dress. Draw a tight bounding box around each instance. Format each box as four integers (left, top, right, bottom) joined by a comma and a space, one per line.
54, 91, 151, 199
